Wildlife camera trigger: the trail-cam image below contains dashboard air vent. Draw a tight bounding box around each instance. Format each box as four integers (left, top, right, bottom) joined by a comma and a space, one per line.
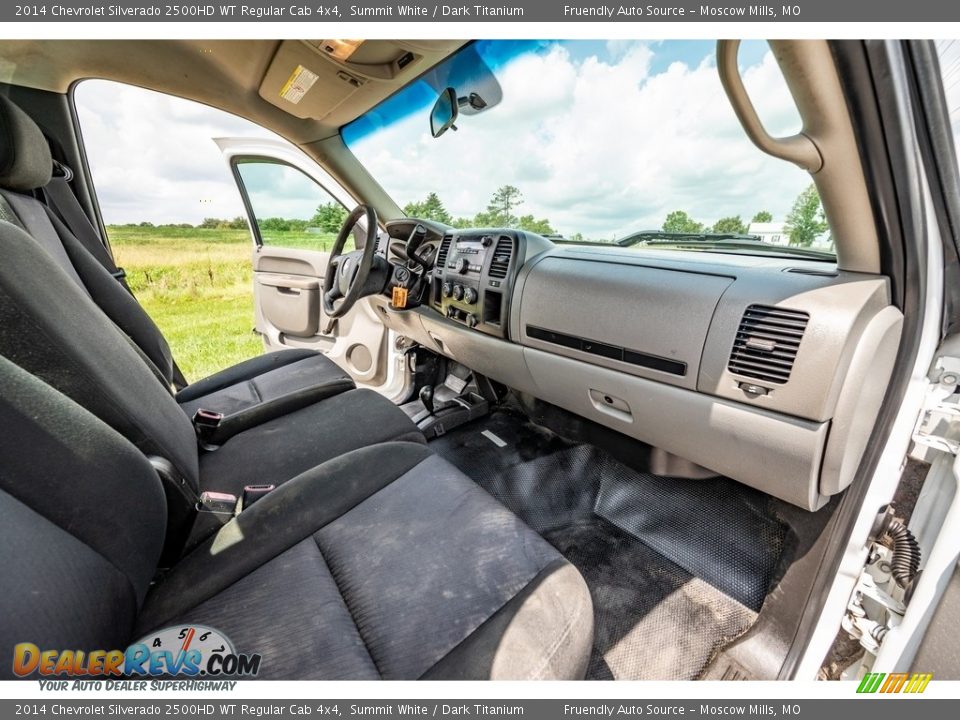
728, 305, 809, 385
488, 236, 513, 279
436, 234, 453, 270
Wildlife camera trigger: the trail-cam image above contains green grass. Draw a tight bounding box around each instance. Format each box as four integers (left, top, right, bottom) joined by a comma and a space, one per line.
106, 225, 346, 382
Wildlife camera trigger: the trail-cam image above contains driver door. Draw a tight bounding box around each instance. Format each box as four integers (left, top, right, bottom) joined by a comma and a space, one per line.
217, 137, 389, 388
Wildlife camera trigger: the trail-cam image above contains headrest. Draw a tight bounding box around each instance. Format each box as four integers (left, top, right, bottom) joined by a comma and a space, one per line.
0, 94, 52, 191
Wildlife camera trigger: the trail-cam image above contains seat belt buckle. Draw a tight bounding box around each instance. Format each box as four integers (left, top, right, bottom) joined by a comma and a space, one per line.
242, 484, 275, 510
193, 408, 224, 428
192, 408, 225, 448
182, 491, 238, 556
197, 491, 238, 515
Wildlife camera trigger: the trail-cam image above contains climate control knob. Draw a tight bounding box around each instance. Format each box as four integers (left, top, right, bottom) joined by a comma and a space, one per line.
465, 314, 479, 328
453, 284, 465, 301
441, 282, 453, 297
455, 257, 470, 274
481, 235, 494, 247
463, 287, 478, 304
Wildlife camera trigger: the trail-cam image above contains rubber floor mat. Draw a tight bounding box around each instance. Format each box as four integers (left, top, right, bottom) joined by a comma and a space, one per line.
596, 469, 786, 610
430, 409, 784, 680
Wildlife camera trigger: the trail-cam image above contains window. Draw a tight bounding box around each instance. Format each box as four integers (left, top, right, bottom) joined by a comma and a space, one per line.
72, 80, 281, 380
343, 40, 828, 256
937, 40, 960, 156
235, 160, 352, 253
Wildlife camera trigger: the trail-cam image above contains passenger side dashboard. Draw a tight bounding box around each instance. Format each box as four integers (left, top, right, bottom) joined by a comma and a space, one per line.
372, 231, 902, 511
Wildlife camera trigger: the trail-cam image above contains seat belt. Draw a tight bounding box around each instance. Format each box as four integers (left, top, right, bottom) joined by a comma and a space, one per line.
41, 161, 132, 292
41, 161, 190, 390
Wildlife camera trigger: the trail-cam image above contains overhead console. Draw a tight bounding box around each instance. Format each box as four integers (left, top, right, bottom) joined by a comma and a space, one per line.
258, 40, 464, 123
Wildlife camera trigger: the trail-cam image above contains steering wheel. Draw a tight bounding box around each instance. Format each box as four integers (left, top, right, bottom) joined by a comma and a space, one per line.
323, 204, 381, 319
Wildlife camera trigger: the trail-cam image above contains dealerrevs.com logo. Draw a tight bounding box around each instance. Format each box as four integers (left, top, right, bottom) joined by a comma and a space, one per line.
12, 625, 261, 679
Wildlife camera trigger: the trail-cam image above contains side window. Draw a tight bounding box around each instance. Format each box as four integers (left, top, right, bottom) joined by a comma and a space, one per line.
73, 79, 282, 380
235, 160, 353, 253
937, 40, 960, 156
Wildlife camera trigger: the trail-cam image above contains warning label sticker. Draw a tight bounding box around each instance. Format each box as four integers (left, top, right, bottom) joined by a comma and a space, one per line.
279, 65, 318, 105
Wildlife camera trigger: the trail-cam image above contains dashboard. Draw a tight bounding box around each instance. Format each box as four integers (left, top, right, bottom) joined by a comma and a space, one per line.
373, 218, 903, 512
428, 230, 521, 336
382, 220, 544, 339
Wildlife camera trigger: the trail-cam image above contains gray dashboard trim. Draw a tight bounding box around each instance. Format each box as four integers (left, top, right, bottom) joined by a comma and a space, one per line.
374, 241, 899, 511
517, 255, 734, 391
522, 345, 830, 510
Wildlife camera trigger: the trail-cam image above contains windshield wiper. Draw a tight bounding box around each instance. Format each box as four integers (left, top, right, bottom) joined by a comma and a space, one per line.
614, 230, 835, 261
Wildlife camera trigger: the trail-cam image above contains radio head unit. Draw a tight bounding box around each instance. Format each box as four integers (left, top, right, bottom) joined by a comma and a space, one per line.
430, 230, 519, 338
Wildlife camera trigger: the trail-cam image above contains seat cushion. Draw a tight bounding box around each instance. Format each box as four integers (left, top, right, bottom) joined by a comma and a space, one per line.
198, 388, 425, 496
139, 443, 593, 680
0, 357, 167, 675
177, 349, 355, 443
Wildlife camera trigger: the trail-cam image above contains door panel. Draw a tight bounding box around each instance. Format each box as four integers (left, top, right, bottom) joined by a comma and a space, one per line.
216, 137, 390, 388
256, 274, 320, 338
251, 247, 387, 385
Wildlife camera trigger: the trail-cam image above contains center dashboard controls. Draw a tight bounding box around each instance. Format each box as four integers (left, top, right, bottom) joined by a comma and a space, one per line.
431, 230, 516, 338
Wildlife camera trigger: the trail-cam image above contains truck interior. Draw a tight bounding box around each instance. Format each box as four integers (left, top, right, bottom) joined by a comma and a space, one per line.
0, 38, 951, 680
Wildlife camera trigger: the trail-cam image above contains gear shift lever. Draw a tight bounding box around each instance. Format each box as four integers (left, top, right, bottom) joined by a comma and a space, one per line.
419, 385, 435, 415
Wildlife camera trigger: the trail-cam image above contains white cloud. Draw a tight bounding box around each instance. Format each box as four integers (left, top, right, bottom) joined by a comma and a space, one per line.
74, 80, 278, 225
350, 41, 813, 240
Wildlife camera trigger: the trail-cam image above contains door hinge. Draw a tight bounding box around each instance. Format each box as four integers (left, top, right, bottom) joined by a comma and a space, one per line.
842, 507, 910, 657
911, 355, 960, 458
834, 357, 958, 679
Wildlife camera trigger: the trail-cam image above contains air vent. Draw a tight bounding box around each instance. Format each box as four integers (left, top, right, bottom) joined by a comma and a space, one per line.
488, 236, 513, 279
436, 234, 453, 270
728, 305, 809, 385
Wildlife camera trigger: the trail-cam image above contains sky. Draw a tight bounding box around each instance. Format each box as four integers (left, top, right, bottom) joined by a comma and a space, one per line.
75, 40, 812, 236
75, 80, 279, 225
938, 40, 960, 141
345, 40, 811, 240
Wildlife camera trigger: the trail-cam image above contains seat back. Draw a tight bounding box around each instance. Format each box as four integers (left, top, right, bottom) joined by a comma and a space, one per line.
0, 93, 199, 545
0, 94, 177, 385
0, 355, 166, 678
0, 217, 200, 532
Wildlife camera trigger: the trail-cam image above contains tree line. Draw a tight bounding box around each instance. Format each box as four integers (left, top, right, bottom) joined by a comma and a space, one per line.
116, 205, 352, 234
117, 182, 828, 248
402, 182, 829, 247
129, 185, 556, 235
403, 185, 556, 235
661, 184, 829, 247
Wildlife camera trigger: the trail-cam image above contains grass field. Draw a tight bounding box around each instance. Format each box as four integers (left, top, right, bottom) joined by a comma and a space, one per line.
107, 225, 343, 381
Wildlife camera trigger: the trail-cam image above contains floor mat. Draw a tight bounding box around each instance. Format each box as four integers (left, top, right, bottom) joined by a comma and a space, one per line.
430, 409, 787, 680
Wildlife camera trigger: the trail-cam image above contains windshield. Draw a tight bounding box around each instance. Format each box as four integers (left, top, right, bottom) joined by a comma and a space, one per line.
342, 40, 834, 257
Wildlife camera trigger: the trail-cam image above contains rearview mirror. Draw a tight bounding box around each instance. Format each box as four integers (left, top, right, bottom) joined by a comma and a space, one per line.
430, 87, 459, 138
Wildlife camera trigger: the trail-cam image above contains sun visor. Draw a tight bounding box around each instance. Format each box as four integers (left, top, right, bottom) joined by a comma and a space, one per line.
259, 40, 459, 121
